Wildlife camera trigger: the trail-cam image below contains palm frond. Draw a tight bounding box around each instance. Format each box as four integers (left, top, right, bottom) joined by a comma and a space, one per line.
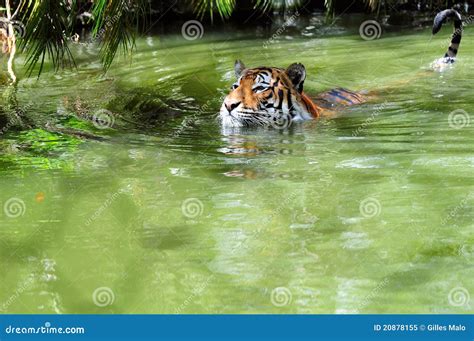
19, 0, 77, 77
91, 0, 149, 71
255, 0, 302, 11
192, 0, 236, 21
18, 0, 149, 77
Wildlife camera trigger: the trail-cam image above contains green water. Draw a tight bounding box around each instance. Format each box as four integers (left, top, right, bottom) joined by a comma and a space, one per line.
1, 22, 473, 314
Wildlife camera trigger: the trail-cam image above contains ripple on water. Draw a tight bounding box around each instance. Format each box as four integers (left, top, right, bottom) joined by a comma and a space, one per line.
340, 232, 373, 250
336, 157, 384, 169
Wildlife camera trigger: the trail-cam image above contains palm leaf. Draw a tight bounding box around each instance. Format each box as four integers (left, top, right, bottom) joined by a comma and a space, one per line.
91, 0, 145, 70
19, 0, 149, 76
192, 0, 236, 20
255, 0, 302, 11
19, 0, 77, 77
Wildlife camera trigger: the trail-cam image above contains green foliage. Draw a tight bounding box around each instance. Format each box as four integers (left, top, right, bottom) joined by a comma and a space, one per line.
0, 128, 79, 170
20, 0, 77, 77
17, 128, 81, 154
15, 0, 384, 78
18, 0, 148, 76
192, 0, 236, 20
254, 0, 301, 11
91, 0, 149, 70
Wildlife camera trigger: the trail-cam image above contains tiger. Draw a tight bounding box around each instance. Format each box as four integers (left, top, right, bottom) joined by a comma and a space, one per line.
219, 9, 464, 128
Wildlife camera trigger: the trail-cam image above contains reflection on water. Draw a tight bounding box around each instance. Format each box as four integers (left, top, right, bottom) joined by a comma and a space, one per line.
0, 22, 473, 314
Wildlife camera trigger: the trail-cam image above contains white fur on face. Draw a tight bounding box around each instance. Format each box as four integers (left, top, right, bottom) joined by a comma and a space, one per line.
219, 70, 313, 127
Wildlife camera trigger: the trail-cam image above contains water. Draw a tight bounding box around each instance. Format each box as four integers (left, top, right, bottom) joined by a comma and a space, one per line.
0, 20, 473, 314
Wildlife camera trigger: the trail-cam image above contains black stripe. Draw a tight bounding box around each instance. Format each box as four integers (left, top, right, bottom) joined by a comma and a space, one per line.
276, 89, 284, 109
287, 91, 293, 112
272, 77, 280, 88
452, 34, 462, 44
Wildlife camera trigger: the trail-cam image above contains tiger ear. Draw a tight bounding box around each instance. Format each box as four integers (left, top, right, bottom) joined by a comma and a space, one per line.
285, 63, 306, 93
234, 60, 246, 78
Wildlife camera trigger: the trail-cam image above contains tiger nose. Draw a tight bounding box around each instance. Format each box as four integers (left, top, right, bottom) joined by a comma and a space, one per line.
225, 100, 241, 113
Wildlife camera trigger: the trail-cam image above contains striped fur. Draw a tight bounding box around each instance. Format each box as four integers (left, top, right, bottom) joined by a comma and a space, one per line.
432, 9, 463, 63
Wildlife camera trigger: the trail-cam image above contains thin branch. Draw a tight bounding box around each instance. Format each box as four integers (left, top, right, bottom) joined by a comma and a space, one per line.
10, 0, 21, 19
5, 0, 17, 83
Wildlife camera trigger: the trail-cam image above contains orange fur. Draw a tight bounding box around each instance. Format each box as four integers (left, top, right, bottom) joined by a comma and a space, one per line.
301, 92, 322, 118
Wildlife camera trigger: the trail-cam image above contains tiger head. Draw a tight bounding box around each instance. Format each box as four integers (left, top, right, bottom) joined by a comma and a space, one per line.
219, 60, 320, 127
